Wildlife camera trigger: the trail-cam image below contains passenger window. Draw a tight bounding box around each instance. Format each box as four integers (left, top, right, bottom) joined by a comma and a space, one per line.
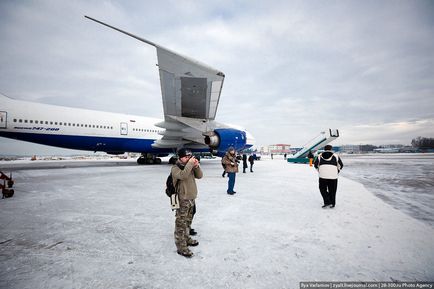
35, 120, 38, 124
19, 119, 22, 123
13, 119, 17, 122
59, 122, 62, 125
55, 122, 58, 125
50, 122, 53, 125
24, 120, 28, 123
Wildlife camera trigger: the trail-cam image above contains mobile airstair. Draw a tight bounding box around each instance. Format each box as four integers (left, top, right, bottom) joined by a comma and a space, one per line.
287, 129, 339, 163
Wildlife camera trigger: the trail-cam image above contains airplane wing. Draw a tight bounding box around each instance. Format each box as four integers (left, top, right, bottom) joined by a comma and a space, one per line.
157, 47, 225, 121
85, 16, 225, 149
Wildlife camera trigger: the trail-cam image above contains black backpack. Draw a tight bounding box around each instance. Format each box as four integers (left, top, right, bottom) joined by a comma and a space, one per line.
165, 174, 177, 197
165, 163, 184, 197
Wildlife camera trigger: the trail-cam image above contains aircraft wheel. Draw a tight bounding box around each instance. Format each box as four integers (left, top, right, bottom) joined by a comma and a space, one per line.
137, 157, 146, 165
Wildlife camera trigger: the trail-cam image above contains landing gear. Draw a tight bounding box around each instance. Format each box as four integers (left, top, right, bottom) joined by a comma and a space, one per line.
137, 153, 162, 165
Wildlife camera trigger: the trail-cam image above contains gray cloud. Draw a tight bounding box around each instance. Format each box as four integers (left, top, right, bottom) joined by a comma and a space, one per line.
1, 0, 434, 155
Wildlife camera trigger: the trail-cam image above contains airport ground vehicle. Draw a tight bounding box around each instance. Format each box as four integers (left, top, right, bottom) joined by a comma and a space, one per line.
0, 171, 14, 198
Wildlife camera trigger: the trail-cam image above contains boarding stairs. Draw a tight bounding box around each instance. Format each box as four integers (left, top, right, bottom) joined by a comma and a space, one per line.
287, 129, 339, 163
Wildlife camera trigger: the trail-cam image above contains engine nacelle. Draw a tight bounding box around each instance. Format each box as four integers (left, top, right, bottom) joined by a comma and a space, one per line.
204, 128, 247, 155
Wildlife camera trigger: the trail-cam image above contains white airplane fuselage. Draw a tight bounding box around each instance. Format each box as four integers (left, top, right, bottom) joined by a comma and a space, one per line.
0, 94, 174, 155
0, 94, 254, 155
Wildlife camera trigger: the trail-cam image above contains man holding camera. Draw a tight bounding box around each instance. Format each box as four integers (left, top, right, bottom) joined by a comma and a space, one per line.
222, 147, 239, 195
171, 148, 203, 258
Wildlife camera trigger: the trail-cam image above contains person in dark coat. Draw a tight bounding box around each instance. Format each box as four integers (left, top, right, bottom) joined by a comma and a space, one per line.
242, 154, 248, 173
314, 145, 343, 208
307, 150, 314, 167
248, 154, 254, 172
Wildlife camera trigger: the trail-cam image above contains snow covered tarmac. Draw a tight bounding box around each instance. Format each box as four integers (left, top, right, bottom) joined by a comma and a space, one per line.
1, 159, 433, 289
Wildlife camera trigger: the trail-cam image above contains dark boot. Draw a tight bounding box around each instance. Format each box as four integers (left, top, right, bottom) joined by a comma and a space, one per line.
177, 249, 193, 258
187, 239, 199, 246
189, 228, 197, 236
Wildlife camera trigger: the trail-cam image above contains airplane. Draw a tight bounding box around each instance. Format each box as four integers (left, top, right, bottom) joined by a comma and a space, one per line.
0, 16, 254, 164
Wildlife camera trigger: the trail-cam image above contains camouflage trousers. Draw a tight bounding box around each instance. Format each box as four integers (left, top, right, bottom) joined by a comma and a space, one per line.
174, 199, 195, 252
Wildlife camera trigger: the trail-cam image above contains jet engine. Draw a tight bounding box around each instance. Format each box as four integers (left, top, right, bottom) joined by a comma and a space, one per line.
204, 128, 247, 155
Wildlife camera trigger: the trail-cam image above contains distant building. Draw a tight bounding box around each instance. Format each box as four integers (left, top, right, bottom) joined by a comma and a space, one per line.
268, 144, 291, 155
340, 145, 362, 154
340, 144, 411, 154
381, 144, 404, 149
259, 146, 269, 154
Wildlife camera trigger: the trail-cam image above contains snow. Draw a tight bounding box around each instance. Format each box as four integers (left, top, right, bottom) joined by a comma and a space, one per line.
340, 153, 434, 227
0, 158, 433, 289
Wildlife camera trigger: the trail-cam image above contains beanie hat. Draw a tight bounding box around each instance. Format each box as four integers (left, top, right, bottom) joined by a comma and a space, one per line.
177, 148, 192, 158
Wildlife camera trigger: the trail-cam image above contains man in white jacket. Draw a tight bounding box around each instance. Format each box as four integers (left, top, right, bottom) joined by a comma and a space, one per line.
314, 145, 344, 208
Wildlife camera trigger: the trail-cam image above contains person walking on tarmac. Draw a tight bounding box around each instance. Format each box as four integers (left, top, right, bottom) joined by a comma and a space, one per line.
222, 147, 239, 195
314, 145, 343, 209
242, 153, 248, 173
248, 154, 255, 172
307, 150, 314, 167
171, 148, 203, 258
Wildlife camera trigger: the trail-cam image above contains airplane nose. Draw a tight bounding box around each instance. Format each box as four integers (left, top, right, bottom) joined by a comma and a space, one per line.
245, 130, 255, 146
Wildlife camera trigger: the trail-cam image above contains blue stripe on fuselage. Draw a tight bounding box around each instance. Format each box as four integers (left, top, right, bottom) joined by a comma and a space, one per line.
0, 131, 170, 154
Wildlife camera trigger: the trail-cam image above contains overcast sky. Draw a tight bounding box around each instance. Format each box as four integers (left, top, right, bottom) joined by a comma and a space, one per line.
1, 0, 434, 155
